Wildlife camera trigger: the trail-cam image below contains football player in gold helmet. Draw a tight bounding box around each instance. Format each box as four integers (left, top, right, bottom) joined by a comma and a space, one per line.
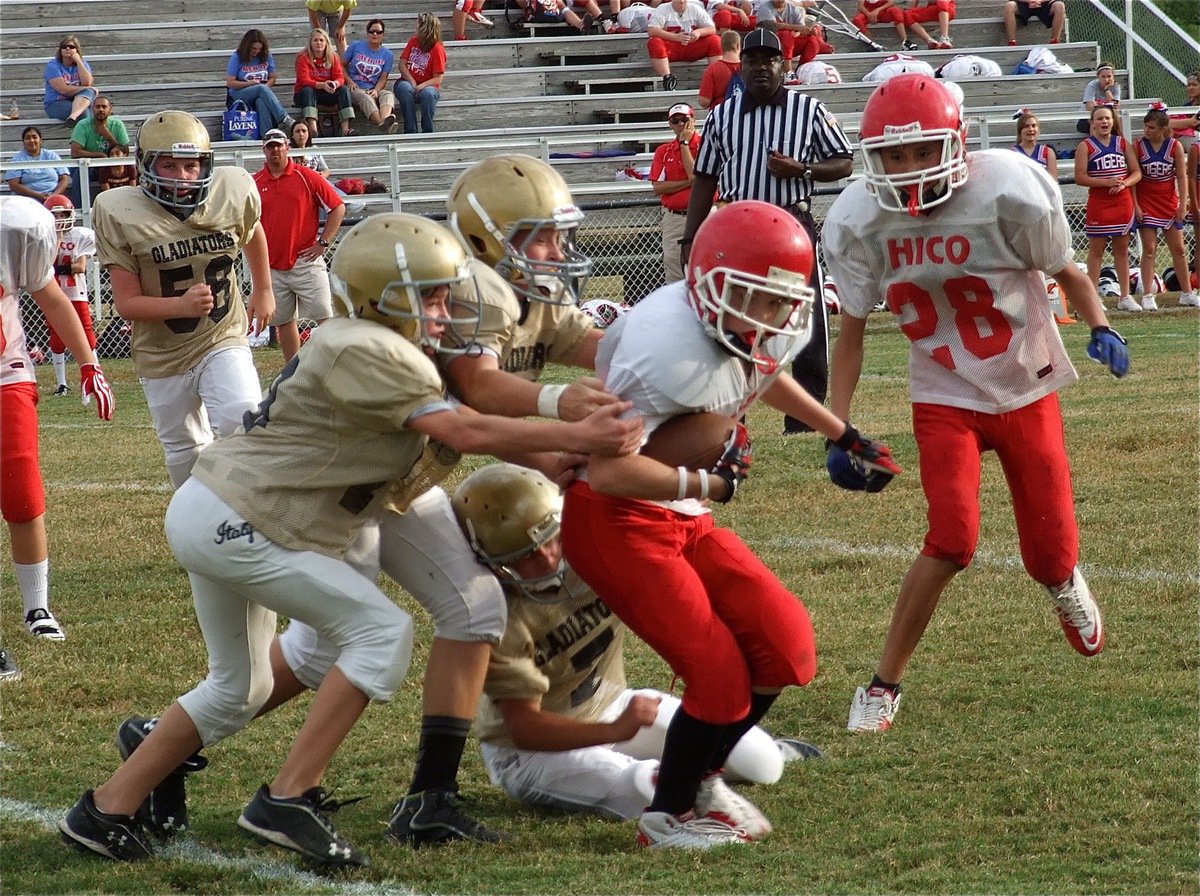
63, 214, 641, 868
92, 109, 275, 488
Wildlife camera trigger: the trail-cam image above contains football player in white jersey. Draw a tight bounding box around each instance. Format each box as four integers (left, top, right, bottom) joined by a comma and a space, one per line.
0, 196, 113, 660
59, 214, 637, 868
370, 155, 642, 846
824, 75, 1127, 734
92, 110, 276, 488
42, 195, 98, 396
563, 200, 901, 849
460, 464, 819, 828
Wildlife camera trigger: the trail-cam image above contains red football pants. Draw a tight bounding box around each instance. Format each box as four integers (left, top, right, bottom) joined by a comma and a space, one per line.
48, 299, 97, 355
914, 394, 1078, 586
0, 383, 45, 523
563, 482, 816, 725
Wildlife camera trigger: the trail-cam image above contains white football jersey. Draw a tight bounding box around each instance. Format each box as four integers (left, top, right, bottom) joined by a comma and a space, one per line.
794, 61, 843, 85
823, 150, 1078, 414
0, 196, 57, 387
862, 54, 936, 83
53, 225, 97, 303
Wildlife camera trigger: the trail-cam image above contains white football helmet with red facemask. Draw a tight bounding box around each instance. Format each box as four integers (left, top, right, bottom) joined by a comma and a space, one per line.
859, 74, 968, 216
686, 201, 815, 372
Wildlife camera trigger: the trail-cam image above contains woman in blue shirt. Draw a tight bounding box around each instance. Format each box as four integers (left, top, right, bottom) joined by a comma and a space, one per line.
6, 127, 72, 202
44, 35, 98, 124
225, 29, 291, 134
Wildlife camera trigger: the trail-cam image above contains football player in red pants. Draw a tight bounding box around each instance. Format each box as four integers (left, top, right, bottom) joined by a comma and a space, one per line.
563, 200, 901, 849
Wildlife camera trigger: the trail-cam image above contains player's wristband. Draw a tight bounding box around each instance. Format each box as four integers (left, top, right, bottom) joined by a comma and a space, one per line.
677, 466, 689, 500
54, 262, 72, 275
698, 468, 710, 501
537, 384, 566, 419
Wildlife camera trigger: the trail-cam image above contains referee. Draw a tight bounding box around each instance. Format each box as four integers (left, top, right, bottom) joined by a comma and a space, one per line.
681, 27, 852, 433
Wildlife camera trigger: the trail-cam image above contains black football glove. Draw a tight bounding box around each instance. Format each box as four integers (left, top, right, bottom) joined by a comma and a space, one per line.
709, 421, 752, 503
826, 424, 903, 493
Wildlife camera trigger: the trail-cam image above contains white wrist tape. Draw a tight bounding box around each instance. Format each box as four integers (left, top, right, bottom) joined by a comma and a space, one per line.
677, 466, 689, 500
698, 469, 710, 501
537, 384, 567, 419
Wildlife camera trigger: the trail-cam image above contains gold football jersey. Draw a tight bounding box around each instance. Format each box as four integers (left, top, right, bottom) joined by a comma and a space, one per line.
445, 258, 595, 383
476, 570, 628, 748
191, 317, 451, 559
93, 167, 259, 379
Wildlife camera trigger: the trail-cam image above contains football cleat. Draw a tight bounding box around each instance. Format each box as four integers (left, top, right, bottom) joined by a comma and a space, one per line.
1048, 566, 1105, 657
695, 772, 771, 840
238, 785, 368, 867
0, 646, 21, 682
636, 810, 746, 849
115, 716, 208, 837
775, 737, 824, 762
59, 790, 155, 861
386, 787, 506, 847
847, 684, 901, 732
25, 608, 66, 640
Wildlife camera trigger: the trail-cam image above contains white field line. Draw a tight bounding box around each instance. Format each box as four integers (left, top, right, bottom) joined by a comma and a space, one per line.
0, 797, 417, 896
756, 534, 1199, 587
46, 480, 175, 494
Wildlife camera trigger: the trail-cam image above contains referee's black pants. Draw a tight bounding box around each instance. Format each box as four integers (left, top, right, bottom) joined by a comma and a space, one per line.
783, 207, 827, 434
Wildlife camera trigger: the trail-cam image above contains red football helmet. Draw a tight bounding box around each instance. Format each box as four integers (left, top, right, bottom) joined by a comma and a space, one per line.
859, 74, 968, 216
43, 194, 75, 234
687, 201, 814, 371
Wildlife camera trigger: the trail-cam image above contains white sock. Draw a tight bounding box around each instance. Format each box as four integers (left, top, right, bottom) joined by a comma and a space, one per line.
15, 559, 50, 616
52, 353, 68, 387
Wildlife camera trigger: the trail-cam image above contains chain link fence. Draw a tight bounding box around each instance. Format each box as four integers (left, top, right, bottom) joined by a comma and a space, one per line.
18, 188, 1198, 362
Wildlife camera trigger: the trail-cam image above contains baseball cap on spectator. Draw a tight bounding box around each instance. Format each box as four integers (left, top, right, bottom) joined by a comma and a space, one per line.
742, 28, 783, 56
262, 129, 288, 146
668, 103, 694, 120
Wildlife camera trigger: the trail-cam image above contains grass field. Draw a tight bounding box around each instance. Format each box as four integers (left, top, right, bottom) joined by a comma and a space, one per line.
2, 310, 1197, 895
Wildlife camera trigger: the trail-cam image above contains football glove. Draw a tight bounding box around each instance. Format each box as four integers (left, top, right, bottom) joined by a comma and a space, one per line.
709, 421, 752, 503
80, 363, 115, 421
1086, 326, 1129, 379
826, 425, 902, 493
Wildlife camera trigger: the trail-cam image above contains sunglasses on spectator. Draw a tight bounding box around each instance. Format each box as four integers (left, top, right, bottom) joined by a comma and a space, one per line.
367, 29, 384, 34
61, 44, 78, 49
669, 117, 689, 125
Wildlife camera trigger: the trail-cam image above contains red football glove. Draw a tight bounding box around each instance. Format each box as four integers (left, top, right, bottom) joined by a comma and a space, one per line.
709, 421, 752, 503
80, 363, 115, 421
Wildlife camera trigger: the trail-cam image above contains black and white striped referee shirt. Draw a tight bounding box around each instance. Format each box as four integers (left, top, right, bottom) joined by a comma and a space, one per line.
695, 85, 853, 209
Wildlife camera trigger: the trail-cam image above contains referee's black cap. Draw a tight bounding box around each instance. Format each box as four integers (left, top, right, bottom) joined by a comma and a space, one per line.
742, 28, 783, 56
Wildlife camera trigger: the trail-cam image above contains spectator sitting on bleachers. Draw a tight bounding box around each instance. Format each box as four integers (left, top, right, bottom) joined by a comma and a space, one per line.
647, 0, 722, 92
523, 0, 601, 34
852, 0, 913, 51
698, 29, 741, 108
44, 35, 97, 126
1077, 61, 1121, 135
226, 29, 293, 135
904, 0, 955, 50
1004, 0, 1065, 47
295, 28, 356, 138
397, 13, 448, 134
706, 0, 754, 33
343, 19, 398, 133
98, 145, 136, 192
1167, 70, 1198, 148
69, 95, 129, 203
754, 0, 831, 79
7, 128, 72, 204
306, 0, 358, 54
453, 0, 497, 41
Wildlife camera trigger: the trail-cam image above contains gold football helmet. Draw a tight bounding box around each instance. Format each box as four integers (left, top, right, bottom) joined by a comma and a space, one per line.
136, 110, 214, 214
446, 154, 592, 306
330, 213, 481, 353
452, 463, 567, 601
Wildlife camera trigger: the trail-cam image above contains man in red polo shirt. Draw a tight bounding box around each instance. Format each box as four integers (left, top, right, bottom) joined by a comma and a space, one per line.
650, 103, 701, 283
253, 128, 346, 362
